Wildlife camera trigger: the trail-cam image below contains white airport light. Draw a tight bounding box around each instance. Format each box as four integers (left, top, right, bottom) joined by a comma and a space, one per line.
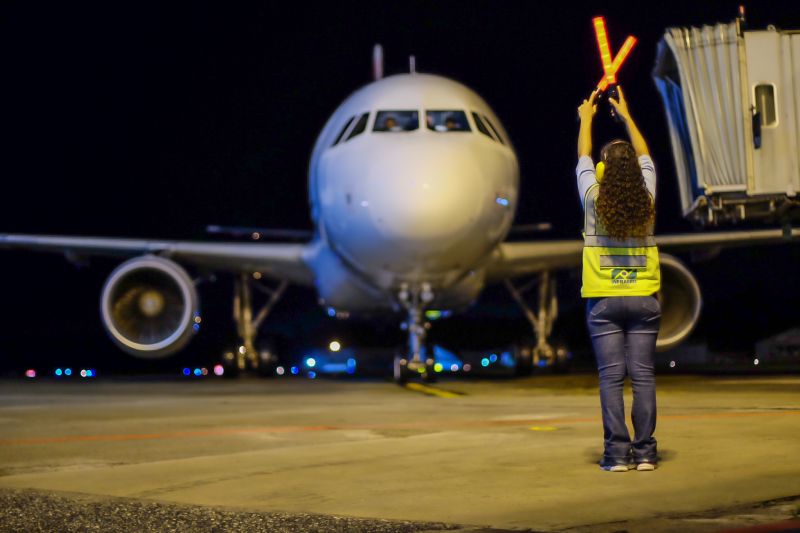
276, 366, 285, 376
753, 358, 759, 366
669, 361, 676, 368
213, 364, 224, 376
450, 363, 459, 372
463, 363, 472, 372
80, 369, 87, 378
306, 357, 316, 368
238, 345, 246, 355
329, 340, 341, 352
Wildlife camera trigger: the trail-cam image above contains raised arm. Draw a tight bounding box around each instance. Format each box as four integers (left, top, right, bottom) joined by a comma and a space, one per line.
609, 86, 649, 156
577, 89, 598, 158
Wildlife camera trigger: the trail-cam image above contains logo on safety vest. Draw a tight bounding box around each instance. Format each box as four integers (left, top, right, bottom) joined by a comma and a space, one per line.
611, 269, 638, 284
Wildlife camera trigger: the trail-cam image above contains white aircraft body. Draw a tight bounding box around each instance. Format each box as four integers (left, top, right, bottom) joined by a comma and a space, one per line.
2, 53, 798, 381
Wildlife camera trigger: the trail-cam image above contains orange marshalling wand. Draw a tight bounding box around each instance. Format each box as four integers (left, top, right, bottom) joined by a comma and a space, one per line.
592, 16, 637, 90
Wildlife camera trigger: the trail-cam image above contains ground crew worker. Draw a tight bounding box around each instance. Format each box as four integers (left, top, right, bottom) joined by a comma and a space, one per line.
576, 86, 661, 472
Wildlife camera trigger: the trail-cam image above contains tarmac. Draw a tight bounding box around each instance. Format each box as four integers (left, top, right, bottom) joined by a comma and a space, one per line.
0, 374, 798, 532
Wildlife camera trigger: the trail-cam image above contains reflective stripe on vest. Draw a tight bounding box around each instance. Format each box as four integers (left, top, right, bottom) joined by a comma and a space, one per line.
581, 184, 661, 297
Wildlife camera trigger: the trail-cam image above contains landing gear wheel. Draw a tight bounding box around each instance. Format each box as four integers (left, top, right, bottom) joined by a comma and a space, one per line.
220, 349, 241, 379
513, 340, 534, 377
393, 355, 411, 385
254, 342, 279, 377
552, 345, 572, 374
422, 358, 438, 383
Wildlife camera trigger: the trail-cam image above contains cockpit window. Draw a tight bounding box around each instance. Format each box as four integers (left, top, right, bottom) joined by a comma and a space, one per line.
373, 110, 419, 132
346, 112, 370, 141
426, 110, 471, 132
471, 112, 495, 141
332, 115, 356, 146
482, 115, 505, 145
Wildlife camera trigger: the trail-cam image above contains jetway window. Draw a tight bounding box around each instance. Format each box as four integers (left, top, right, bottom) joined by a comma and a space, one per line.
346, 113, 370, 141
426, 110, 470, 132
331, 116, 355, 146
754, 84, 777, 127
471, 112, 495, 141
482, 115, 505, 145
373, 110, 419, 132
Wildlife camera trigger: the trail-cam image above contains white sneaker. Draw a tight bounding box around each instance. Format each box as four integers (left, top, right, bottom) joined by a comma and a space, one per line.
601, 464, 629, 472
636, 462, 657, 471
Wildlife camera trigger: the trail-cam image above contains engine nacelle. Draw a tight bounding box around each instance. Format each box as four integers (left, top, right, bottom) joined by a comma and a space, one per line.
656, 253, 702, 352
100, 256, 199, 358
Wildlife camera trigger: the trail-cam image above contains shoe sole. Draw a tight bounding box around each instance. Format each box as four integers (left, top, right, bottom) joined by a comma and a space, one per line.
636, 463, 656, 471
601, 465, 629, 472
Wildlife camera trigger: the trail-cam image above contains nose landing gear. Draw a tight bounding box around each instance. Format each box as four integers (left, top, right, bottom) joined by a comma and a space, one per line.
394, 283, 437, 384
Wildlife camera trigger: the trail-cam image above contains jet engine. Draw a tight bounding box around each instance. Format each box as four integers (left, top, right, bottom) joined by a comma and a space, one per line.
100, 256, 199, 358
656, 254, 702, 352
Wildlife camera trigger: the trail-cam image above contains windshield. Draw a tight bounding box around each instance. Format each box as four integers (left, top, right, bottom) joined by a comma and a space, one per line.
373, 110, 419, 132
426, 110, 470, 132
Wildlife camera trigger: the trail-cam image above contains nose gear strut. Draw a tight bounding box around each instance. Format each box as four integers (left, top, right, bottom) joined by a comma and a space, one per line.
394, 282, 437, 384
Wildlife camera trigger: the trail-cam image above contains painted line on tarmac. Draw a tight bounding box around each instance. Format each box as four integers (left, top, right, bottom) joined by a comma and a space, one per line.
403, 382, 466, 398
1, 409, 797, 446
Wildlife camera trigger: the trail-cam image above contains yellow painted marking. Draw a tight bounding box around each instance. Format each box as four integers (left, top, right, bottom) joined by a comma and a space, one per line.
404, 383, 464, 399
529, 426, 558, 431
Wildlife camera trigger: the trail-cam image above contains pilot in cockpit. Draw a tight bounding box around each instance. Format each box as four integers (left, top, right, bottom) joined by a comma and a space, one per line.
383, 116, 403, 132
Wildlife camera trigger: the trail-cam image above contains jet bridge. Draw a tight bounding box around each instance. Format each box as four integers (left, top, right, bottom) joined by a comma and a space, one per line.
653, 15, 800, 226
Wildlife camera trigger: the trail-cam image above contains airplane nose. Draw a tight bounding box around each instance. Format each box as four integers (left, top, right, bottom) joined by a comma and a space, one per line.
366, 143, 485, 243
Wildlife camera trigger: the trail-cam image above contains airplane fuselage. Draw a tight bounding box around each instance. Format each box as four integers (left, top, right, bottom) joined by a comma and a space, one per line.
306, 74, 519, 312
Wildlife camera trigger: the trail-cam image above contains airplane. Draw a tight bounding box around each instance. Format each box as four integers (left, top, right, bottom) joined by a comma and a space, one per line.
1, 46, 798, 383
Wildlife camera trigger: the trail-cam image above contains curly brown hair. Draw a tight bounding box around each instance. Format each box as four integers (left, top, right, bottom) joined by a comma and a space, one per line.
595, 140, 654, 240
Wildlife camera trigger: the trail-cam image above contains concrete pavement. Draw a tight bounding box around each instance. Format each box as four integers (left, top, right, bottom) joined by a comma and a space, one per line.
0, 374, 798, 531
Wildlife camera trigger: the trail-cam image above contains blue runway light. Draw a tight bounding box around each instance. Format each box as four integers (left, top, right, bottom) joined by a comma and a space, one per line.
496, 197, 510, 206
308, 371, 316, 379
193, 368, 202, 376
65, 368, 72, 376
481, 358, 490, 367
489, 353, 498, 363
183, 368, 191, 376
86, 369, 94, 378
192, 323, 200, 332
290, 366, 299, 375
55, 368, 63, 376
327, 307, 336, 317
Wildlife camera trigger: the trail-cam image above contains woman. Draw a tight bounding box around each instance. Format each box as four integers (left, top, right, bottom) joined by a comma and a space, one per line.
576, 86, 661, 472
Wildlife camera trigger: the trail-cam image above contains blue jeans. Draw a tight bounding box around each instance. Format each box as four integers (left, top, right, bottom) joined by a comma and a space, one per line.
586, 296, 661, 463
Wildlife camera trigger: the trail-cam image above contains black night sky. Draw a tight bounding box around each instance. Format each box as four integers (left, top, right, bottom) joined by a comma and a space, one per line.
1, 1, 798, 374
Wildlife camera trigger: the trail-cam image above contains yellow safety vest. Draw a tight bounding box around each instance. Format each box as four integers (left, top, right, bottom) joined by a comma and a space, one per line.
582, 184, 660, 297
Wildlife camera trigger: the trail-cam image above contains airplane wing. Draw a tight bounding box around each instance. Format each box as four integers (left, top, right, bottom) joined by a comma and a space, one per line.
486, 228, 800, 282
0, 234, 316, 285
